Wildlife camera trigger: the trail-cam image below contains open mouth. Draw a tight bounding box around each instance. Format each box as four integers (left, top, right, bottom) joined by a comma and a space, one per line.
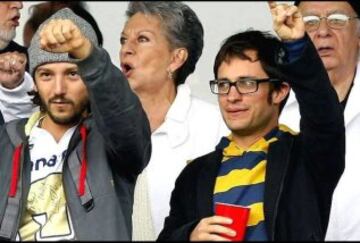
121, 63, 134, 77
10, 15, 20, 26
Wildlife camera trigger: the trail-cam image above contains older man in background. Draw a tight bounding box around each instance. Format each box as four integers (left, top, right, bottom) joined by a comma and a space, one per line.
280, 1, 360, 240
0, 1, 36, 125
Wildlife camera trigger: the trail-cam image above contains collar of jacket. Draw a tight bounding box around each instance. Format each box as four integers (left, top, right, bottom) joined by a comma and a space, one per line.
344, 63, 360, 126
154, 84, 192, 148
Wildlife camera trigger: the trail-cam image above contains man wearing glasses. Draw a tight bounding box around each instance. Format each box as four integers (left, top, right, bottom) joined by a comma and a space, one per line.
158, 2, 345, 241
279, 1, 360, 240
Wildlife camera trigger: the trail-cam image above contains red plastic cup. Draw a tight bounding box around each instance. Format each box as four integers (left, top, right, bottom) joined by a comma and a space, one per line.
215, 202, 250, 241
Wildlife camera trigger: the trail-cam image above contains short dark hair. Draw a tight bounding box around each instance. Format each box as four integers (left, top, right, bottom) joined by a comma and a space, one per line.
28, 89, 44, 112
213, 30, 289, 113
126, 2, 204, 86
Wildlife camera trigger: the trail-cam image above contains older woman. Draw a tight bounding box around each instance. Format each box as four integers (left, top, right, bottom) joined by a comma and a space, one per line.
119, 2, 229, 240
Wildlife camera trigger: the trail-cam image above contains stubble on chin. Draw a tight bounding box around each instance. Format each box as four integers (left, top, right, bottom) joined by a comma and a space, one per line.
0, 27, 16, 50
43, 98, 89, 127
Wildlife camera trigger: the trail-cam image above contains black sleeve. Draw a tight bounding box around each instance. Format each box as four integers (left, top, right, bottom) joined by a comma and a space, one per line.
278, 34, 345, 184
76, 46, 152, 175
277, 34, 345, 226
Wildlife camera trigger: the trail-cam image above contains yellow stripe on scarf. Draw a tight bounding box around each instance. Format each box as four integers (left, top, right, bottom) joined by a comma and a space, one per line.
214, 160, 266, 194
247, 202, 265, 227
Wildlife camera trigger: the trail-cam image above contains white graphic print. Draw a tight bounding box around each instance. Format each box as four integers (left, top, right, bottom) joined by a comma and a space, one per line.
18, 124, 77, 241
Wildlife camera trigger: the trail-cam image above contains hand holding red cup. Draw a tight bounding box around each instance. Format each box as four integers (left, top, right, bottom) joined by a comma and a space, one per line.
215, 202, 250, 241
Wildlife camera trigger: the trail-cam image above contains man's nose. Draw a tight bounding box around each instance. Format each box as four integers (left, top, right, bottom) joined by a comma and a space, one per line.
9, 1, 23, 10
54, 77, 66, 95
226, 85, 243, 102
316, 17, 331, 37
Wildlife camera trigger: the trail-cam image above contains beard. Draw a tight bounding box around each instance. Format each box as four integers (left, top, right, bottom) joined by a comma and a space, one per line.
41, 95, 89, 126
0, 26, 16, 50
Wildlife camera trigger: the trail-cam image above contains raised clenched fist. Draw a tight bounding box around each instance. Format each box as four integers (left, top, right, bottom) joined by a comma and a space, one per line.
0, 51, 27, 89
268, 1, 305, 41
39, 19, 92, 60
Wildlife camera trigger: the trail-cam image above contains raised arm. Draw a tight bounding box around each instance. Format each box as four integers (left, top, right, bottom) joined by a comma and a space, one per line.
39, 13, 151, 175
268, 1, 344, 194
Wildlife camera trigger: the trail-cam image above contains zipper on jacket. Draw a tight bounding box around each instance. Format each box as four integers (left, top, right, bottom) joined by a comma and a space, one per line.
270, 138, 294, 240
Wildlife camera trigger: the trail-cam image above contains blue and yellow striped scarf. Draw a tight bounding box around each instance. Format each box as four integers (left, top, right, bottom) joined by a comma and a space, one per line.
213, 125, 296, 241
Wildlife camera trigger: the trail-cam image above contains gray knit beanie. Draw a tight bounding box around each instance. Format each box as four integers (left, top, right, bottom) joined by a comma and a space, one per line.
28, 8, 99, 76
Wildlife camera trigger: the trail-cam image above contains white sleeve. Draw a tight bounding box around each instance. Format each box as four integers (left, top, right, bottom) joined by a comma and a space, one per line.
0, 71, 39, 122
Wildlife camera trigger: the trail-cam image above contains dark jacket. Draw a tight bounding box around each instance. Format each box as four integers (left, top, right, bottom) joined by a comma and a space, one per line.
0, 46, 152, 240
157, 36, 345, 241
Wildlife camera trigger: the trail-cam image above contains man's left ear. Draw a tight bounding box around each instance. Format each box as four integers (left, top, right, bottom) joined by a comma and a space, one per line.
169, 48, 188, 73
272, 82, 290, 105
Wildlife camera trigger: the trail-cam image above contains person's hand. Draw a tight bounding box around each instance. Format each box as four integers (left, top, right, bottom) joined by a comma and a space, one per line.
268, 1, 305, 41
39, 19, 92, 60
190, 216, 236, 241
0, 52, 27, 89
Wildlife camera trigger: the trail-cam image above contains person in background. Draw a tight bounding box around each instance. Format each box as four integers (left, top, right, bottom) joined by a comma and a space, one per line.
22, 1, 103, 48
0, 1, 36, 125
279, 1, 360, 240
157, 1, 344, 241
0, 8, 151, 241
119, 1, 229, 240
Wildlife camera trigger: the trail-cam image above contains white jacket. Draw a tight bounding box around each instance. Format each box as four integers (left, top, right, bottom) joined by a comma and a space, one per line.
280, 64, 360, 240
132, 83, 229, 240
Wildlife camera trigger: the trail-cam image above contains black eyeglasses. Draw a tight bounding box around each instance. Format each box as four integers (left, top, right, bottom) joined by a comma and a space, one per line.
303, 13, 359, 32
209, 77, 281, 95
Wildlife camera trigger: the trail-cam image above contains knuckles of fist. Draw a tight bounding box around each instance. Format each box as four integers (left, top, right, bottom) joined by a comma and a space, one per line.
0, 53, 26, 74
39, 20, 81, 47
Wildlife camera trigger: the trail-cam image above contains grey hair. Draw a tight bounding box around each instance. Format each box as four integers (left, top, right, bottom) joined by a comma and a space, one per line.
126, 1, 204, 86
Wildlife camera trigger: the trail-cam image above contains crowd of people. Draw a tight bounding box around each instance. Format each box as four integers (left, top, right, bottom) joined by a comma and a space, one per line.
0, 0, 357, 241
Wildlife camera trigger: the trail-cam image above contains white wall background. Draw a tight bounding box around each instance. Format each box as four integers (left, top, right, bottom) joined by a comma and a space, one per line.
15, 1, 291, 104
